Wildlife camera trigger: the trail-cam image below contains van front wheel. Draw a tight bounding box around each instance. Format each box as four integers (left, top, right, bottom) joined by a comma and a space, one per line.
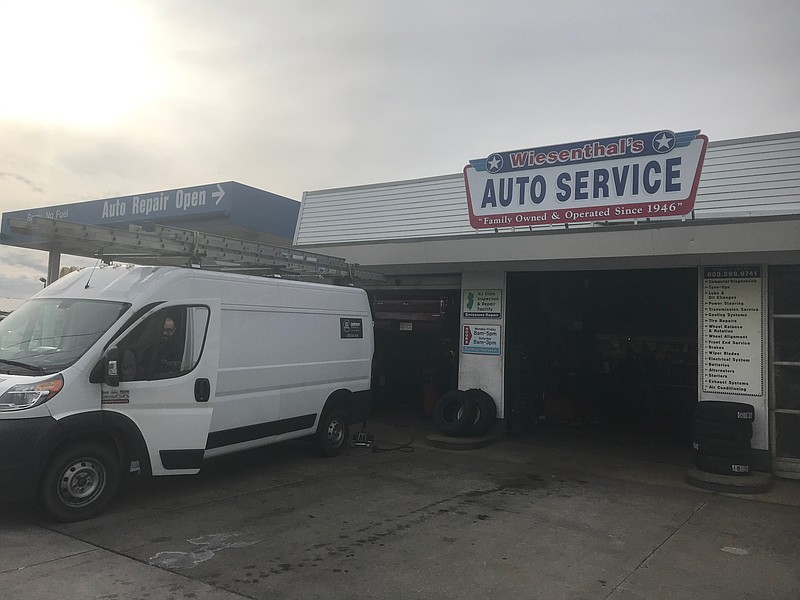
40, 442, 121, 522
315, 408, 350, 457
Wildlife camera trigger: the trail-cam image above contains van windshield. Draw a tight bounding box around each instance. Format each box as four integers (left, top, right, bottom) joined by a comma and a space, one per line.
0, 298, 130, 375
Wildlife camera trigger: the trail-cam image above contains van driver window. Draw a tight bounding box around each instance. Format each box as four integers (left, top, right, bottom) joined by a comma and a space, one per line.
118, 306, 209, 381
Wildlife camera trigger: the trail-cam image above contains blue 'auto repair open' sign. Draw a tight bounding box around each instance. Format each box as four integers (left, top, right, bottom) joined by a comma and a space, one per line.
464, 129, 708, 228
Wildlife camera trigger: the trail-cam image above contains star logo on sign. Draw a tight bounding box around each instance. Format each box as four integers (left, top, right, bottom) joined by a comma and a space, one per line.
652, 131, 676, 153
486, 153, 504, 173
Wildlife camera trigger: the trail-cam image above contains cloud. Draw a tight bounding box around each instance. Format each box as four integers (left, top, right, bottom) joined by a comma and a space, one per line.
0, 247, 95, 300
0, 0, 798, 285
0, 170, 44, 195
1, 247, 49, 271
0, 248, 48, 299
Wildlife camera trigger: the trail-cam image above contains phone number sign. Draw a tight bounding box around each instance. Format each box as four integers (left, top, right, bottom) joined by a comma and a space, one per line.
464, 129, 708, 228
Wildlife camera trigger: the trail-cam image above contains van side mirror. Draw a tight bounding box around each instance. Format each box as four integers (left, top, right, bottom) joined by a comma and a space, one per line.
104, 346, 120, 387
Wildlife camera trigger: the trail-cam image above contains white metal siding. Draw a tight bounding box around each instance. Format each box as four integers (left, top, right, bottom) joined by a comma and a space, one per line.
694, 134, 800, 216
294, 132, 800, 245
295, 174, 473, 244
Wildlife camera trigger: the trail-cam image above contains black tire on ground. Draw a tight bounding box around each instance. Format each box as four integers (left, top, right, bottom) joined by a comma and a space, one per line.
464, 389, 497, 436
693, 418, 753, 442
316, 406, 350, 457
692, 435, 751, 458
433, 391, 478, 437
695, 453, 751, 476
694, 401, 755, 423
40, 441, 121, 522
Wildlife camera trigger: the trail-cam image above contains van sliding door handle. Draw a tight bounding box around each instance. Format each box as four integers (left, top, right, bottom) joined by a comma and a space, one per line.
194, 378, 211, 402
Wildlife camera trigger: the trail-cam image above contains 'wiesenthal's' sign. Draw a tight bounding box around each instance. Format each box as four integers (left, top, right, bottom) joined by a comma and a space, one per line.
464, 129, 708, 229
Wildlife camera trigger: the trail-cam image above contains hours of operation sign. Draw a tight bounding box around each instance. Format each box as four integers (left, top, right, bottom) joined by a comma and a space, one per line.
701, 266, 763, 396
462, 325, 501, 355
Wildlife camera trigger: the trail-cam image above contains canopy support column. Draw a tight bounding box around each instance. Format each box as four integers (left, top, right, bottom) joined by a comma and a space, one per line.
46, 245, 61, 287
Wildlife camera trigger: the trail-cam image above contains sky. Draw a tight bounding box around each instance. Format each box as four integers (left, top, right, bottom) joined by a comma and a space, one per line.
1, 0, 798, 299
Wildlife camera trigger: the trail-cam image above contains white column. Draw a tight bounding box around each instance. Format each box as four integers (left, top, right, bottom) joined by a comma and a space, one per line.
458, 270, 507, 418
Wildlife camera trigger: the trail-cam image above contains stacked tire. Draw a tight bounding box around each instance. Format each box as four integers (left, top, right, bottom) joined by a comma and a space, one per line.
693, 401, 754, 476
433, 389, 497, 437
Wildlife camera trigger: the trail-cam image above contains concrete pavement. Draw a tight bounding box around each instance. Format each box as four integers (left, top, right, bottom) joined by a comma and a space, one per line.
2, 418, 799, 599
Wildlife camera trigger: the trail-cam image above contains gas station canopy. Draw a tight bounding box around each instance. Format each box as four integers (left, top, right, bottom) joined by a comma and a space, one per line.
1, 181, 383, 282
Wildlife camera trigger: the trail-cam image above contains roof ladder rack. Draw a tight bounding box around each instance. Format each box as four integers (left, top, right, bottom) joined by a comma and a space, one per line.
9, 217, 384, 282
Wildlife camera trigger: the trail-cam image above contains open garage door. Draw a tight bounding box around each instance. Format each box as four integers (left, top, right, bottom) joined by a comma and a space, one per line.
505, 268, 698, 463
370, 290, 460, 418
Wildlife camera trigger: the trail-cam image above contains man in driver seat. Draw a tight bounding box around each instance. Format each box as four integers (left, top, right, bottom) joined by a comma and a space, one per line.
155, 316, 183, 374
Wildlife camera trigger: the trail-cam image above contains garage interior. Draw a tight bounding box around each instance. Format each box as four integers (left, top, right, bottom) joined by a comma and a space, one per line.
369, 289, 461, 418
366, 269, 699, 464
505, 268, 698, 463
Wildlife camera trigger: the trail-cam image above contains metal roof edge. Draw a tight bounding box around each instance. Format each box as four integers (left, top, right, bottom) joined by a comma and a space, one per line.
304, 173, 463, 196
296, 211, 800, 249
229, 181, 299, 203
293, 190, 310, 245
708, 130, 800, 148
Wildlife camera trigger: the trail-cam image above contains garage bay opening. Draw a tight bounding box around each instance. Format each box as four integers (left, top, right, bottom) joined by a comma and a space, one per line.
505, 269, 698, 463
369, 289, 461, 419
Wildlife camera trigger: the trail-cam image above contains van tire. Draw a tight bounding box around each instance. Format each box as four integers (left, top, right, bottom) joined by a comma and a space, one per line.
316, 408, 350, 457
40, 442, 121, 522
433, 391, 477, 436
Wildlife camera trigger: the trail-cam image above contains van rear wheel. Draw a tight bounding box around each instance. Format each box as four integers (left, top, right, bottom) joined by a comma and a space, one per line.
316, 408, 350, 457
40, 442, 121, 522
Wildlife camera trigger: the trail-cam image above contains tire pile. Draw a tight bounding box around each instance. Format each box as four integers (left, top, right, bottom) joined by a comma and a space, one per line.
693, 401, 755, 476
432, 389, 497, 437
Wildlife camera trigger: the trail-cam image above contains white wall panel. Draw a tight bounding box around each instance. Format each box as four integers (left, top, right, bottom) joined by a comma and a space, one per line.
294, 132, 800, 246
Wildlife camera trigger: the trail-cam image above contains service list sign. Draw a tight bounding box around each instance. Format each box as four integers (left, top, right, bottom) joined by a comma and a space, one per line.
701, 266, 763, 396
464, 130, 708, 228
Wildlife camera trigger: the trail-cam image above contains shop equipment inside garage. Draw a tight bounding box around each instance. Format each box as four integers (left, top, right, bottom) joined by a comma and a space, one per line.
505, 268, 697, 461
369, 288, 461, 418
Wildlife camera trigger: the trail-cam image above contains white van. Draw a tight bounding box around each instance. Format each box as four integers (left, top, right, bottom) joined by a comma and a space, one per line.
0, 265, 373, 521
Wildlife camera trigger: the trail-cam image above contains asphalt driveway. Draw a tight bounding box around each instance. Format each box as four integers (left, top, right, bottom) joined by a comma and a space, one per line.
2, 418, 799, 599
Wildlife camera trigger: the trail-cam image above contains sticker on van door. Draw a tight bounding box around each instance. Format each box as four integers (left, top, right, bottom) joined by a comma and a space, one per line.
102, 389, 130, 404
340, 318, 363, 339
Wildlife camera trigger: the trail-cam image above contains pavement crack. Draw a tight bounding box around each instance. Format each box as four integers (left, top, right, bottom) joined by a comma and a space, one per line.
0, 549, 99, 575
602, 495, 713, 599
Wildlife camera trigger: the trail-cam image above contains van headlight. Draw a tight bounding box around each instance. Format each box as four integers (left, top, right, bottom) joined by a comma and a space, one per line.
0, 374, 64, 411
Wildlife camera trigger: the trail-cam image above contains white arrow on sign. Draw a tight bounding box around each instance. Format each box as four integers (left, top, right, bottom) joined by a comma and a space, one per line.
212, 184, 226, 205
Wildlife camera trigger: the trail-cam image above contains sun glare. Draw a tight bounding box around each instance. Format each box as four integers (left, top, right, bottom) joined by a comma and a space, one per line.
0, 1, 163, 126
